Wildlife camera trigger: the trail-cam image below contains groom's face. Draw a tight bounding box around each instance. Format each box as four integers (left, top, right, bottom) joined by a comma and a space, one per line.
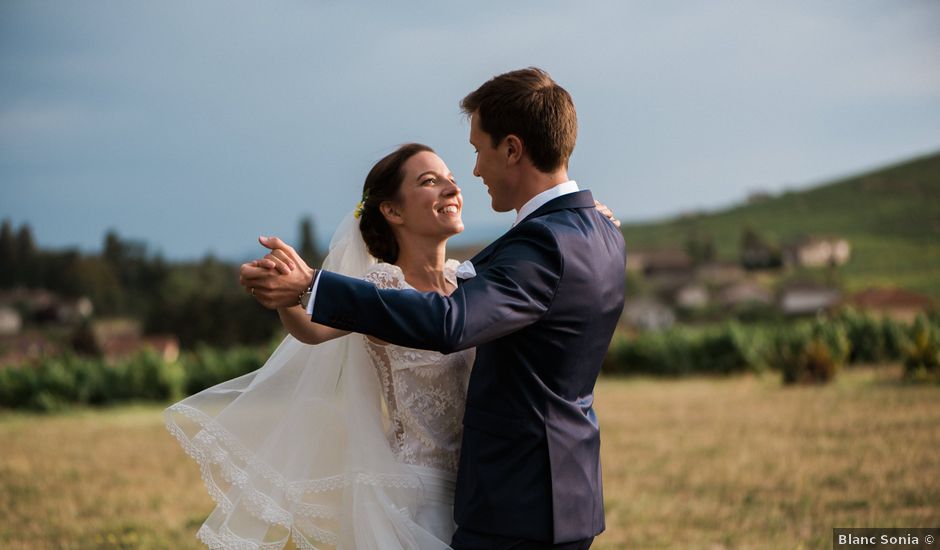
469, 112, 513, 213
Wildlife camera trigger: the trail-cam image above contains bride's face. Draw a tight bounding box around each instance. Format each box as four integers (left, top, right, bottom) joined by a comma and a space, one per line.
387, 151, 464, 238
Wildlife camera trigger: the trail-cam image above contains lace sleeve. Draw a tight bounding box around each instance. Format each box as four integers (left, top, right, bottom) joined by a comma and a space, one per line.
362, 263, 406, 290
360, 264, 405, 350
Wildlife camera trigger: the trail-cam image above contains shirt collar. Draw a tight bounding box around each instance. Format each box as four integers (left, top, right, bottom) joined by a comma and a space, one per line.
513, 180, 579, 227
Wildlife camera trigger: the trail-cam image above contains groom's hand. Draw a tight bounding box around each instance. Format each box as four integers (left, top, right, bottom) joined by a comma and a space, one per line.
239, 236, 315, 309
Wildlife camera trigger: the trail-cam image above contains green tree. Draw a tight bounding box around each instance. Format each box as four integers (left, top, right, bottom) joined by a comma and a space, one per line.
298, 216, 323, 267
0, 219, 14, 286
685, 232, 716, 266
145, 257, 278, 348
37, 249, 82, 296
740, 226, 781, 270
73, 257, 124, 313
101, 229, 151, 313
14, 224, 37, 285
103, 230, 126, 266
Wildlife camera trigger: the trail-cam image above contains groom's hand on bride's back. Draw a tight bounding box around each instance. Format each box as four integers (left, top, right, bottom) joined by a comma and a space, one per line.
239, 236, 316, 309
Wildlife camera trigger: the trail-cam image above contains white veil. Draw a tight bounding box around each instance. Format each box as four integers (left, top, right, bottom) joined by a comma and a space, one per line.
164, 212, 451, 549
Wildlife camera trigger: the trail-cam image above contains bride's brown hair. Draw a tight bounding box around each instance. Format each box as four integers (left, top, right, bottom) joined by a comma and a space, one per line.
358, 143, 435, 264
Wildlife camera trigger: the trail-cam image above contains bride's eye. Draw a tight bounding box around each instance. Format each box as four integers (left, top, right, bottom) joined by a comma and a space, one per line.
422, 177, 437, 186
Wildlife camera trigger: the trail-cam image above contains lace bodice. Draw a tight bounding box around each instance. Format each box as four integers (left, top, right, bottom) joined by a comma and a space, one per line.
362, 260, 475, 473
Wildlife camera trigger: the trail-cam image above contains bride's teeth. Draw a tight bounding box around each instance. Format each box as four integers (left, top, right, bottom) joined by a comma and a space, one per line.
441, 206, 457, 214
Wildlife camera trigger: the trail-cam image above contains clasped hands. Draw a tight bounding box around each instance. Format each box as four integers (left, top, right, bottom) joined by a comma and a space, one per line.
239, 236, 315, 310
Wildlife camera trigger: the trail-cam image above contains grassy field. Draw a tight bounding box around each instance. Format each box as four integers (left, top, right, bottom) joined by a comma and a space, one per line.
1, 366, 938, 549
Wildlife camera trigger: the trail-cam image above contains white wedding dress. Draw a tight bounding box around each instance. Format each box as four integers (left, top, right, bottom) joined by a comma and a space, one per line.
164, 212, 474, 550
359, 261, 474, 540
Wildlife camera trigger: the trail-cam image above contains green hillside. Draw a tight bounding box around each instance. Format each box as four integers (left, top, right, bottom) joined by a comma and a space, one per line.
621, 151, 940, 296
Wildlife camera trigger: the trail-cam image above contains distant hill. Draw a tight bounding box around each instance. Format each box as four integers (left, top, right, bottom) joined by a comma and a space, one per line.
621, 151, 940, 297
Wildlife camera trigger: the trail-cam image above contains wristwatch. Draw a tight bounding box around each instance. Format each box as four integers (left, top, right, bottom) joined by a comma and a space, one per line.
298, 284, 314, 309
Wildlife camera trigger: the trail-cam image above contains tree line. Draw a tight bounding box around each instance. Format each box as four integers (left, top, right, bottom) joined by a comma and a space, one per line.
0, 217, 324, 349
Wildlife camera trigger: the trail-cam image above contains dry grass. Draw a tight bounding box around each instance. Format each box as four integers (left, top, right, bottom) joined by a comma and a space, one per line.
0, 366, 937, 549
0, 405, 211, 549
595, 366, 940, 549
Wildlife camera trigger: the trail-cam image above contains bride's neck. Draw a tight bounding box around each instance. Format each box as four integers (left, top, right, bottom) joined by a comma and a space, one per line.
394, 237, 450, 293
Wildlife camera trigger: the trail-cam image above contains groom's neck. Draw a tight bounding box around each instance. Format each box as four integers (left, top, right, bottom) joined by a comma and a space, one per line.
513, 167, 571, 212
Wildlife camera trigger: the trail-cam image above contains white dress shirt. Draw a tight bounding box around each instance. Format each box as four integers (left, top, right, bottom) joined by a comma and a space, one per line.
305, 269, 322, 315
513, 180, 579, 226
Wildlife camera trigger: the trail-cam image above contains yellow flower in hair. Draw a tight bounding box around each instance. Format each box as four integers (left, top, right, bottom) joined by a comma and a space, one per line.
354, 191, 369, 218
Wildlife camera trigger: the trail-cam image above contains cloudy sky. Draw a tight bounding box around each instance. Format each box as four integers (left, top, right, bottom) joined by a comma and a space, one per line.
2, 0, 939, 260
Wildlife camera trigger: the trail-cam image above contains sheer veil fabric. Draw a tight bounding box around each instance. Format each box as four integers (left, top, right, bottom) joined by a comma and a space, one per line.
164, 212, 453, 549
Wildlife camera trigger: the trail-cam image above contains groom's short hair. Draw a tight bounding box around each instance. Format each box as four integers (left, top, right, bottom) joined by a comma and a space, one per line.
461, 67, 577, 173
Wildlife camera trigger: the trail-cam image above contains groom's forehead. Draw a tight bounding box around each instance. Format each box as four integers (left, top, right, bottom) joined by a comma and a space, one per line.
469, 112, 483, 134
469, 116, 485, 144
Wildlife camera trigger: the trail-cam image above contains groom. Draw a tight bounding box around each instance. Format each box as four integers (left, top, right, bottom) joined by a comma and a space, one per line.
242, 68, 626, 549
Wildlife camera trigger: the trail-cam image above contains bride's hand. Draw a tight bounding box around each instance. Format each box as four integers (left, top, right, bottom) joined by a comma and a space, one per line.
239, 236, 315, 309
594, 199, 621, 228
257, 236, 313, 274
256, 250, 295, 275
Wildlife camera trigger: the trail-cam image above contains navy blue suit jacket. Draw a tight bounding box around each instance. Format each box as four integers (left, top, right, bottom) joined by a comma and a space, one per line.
311, 190, 627, 543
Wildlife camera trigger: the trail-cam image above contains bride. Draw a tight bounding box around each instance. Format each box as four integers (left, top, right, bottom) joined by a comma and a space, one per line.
165, 143, 473, 549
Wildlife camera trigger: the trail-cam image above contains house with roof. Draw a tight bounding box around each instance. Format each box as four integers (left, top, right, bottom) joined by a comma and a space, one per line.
715, 280, 774, 309
628, 249, 695, 294
783, 236, 851, 268
842, 287, 935, 322
622, 296, 676, 330
779, 281, 841, 316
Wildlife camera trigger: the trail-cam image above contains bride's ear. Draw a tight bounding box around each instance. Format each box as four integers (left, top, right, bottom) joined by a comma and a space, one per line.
380, 201, 405, 226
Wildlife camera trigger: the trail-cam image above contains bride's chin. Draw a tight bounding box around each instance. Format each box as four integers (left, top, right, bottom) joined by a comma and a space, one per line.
436, 219, 464, 236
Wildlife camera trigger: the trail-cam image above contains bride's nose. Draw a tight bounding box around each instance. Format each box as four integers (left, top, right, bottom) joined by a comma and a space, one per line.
442, 180, 460, 197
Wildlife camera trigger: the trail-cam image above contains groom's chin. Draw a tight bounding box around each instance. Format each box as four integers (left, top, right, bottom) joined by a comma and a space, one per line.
492, 204, 513, 213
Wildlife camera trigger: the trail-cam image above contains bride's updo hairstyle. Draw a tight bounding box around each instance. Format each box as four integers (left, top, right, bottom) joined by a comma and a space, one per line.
358, 143, 435, 264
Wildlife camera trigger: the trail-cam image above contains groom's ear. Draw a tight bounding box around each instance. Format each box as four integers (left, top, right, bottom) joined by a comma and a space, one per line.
380, 201, 405, 226
504, 134, 524, 165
